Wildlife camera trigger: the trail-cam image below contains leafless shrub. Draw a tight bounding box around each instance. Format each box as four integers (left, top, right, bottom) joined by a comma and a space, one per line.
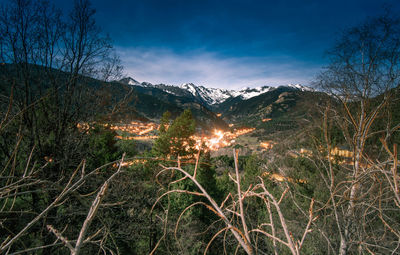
152, 149, 316, 255
0, 147, 126, 254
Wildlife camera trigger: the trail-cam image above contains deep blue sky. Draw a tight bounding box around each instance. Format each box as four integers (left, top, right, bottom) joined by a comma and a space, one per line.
58, 0, 400, 89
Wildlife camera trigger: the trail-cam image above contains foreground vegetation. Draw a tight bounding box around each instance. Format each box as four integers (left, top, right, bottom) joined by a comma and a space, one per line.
0, 0, 399, 254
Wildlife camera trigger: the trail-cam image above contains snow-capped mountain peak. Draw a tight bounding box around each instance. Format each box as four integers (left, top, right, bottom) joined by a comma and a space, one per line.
180, 83, 198, 95
119, 77, 141, 86
231, 86, 274, 99
285, 84, 314, 92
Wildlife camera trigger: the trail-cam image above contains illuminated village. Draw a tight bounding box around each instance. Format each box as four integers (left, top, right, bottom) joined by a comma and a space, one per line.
78, 119, 283, 159
106, 121, 256, 151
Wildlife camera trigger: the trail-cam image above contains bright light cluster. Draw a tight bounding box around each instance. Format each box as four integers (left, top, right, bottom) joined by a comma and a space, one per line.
260, 141, 277, 150
109, 121, 158, 135
192, 127, 255, 151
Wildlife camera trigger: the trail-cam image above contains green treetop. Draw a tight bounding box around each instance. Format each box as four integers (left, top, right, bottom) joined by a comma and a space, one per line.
153, 109, 196, 158
158, 110, 171, 134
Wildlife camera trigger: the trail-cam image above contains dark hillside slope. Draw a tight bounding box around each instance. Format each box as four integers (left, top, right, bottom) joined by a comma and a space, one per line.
0, 63, 146, 122
217, 87, 329, 135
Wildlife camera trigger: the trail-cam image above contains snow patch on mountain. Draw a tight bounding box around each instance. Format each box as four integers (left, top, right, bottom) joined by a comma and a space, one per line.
231, 86, 275, 100
119, 77, 141, 86
180, 83, 198, 96
178, 83, 231, 105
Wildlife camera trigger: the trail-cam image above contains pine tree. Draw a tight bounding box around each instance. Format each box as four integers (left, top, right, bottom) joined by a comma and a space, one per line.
158, 110, 171, 134
153, 109, 196, 158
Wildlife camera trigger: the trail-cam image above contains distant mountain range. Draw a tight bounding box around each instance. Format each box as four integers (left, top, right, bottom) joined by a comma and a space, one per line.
119, 77, 314, 109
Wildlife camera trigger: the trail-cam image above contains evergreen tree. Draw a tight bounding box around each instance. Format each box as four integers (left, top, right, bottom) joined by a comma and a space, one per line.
153, 109, 196, 158
197, 151, 220, 224
87, 125, 121, 169
158, 110, 171, 134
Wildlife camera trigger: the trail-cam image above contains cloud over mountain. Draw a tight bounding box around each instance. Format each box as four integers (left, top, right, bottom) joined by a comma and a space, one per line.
117, 47, 320, 90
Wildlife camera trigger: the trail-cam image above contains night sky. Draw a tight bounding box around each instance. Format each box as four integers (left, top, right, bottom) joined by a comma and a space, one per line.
52, 0, 400, 88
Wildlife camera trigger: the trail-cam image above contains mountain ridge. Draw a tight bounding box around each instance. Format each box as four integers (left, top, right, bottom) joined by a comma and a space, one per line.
119, 77, 314, 107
